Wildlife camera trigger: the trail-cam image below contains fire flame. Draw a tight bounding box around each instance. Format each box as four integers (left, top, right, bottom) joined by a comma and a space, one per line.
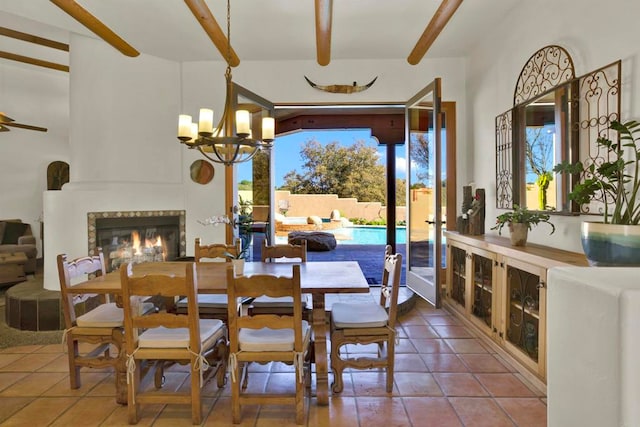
130, 231, 166, 260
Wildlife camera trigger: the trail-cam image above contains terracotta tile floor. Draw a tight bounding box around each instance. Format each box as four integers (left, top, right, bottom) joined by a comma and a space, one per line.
0, 299, 547, 426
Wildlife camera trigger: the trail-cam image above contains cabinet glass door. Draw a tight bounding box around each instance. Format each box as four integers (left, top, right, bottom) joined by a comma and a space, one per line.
505, 265, 541, 361
471, 254, 494, 328
449, 245, 466, 308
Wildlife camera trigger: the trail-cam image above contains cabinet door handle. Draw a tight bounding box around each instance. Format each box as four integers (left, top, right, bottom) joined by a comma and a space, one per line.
537, 281, 546, 289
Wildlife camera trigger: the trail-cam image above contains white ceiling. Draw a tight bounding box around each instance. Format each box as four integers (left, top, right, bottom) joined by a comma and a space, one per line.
0, 0, 520, 64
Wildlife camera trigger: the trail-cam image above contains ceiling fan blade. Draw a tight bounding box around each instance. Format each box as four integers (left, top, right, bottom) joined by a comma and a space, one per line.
3, 122, 48, 132
0, 112, 15, 123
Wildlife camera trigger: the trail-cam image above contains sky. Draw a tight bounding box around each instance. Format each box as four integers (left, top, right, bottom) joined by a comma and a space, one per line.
237, 129, 408, 187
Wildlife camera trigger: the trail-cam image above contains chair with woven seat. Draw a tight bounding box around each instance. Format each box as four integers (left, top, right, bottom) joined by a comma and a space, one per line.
57, 248, 124, 391
176, 238, 242, 321
120, 262, 228, 425
227, 264, 311, 424
330, 245, 402, 394
250, 240, 310, 317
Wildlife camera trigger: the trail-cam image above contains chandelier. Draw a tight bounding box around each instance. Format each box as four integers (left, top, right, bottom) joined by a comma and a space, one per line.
177, 0, 274, 166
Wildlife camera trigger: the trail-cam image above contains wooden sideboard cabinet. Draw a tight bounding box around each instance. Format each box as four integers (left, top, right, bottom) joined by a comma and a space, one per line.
444, 231, 588, 382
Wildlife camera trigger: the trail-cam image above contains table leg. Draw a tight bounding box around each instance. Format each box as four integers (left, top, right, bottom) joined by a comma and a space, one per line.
312, 293, 329, 405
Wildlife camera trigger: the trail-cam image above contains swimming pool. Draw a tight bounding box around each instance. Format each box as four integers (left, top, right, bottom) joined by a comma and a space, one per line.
276, 226, 406, 245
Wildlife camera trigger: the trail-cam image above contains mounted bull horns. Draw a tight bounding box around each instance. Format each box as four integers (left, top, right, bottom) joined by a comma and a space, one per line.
304, 76, 377, 94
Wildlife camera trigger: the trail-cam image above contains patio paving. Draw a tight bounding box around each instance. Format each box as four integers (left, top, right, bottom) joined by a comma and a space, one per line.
249, 234, 407, 285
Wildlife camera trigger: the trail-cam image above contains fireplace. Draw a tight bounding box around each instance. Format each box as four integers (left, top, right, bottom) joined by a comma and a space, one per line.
88, 210, 186, 272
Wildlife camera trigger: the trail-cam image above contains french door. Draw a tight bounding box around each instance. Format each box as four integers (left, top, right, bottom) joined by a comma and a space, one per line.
229, 83, 275, 245
405, 78, 444, 307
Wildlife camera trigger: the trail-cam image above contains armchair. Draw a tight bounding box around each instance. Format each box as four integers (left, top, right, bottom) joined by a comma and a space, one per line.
0, 219, 37, 274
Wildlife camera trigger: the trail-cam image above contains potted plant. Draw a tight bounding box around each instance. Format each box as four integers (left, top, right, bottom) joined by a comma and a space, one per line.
491, 204, 555, 246
553, 119, 640, 265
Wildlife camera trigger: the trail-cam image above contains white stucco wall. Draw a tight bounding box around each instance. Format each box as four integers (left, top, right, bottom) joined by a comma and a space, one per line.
466, 0, 640, 253
0, 12, 69, 257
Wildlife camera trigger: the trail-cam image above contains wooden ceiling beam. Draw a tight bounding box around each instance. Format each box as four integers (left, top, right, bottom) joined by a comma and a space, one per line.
0, 50, 69, 72
184, 0, 240, 67
407, 0, 463, 65
50, 0, 139, 57
315, 0, 332, 66
0, 27, 69, 51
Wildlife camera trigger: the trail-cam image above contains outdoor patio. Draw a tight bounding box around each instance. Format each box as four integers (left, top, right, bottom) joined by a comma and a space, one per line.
249, 234, 408, 285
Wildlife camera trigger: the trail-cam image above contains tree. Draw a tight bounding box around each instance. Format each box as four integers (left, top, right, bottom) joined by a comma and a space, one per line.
525, 126, 555, 209
395, 178, 407, 206
238, 180, 252, 191
280, 139, 386, 203
410, 133, 431, 183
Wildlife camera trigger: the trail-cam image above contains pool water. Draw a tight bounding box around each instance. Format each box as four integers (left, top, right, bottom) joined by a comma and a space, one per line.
276, 226, 406, 245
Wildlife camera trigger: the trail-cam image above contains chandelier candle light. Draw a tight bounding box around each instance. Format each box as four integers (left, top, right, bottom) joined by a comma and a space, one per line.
177, 0, 275, 166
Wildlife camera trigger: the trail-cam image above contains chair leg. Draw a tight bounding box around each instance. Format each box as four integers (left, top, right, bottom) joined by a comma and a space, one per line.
231, 362, 242, 423
191, 360, 202, 424
67, 338, 81, 389
241, 363, 249, 391
127, 359, 141, 424
295, 364, 305, 425
386, 338, 395, 393
216, 338, 228, 389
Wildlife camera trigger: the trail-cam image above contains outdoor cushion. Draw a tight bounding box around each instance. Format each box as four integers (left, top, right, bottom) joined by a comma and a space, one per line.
75, 302, 124, 328
288, 231, 336, 251
331, 302, 388, 328
239, 320, 310, 352
138, 318, 225, 348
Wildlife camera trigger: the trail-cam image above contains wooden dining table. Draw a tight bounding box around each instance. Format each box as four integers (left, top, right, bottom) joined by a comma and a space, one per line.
68, 260, 369, 406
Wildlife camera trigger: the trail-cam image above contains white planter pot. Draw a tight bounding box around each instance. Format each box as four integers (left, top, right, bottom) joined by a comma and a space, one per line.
232, 258, 245, 276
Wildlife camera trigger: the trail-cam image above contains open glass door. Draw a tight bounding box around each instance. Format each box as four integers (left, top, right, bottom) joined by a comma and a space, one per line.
232, 83, 275, 254
406, 78, 443, 307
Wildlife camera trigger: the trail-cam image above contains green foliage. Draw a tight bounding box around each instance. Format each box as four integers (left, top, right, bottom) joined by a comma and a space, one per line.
224, 246, 249, 260
280, 139, 386, 203
349, 217, 386, 226
396, 178, 407, 206
491, 204, 555, 235
553, 120, 640, 225
237, 196, 253, 236
238, 180, 252, 191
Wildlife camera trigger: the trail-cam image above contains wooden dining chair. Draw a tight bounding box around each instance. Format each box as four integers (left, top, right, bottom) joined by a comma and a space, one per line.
120, 262, 228, 425
330, 245, 402, 393
250, 240, 310, 316
57, 248, 124, 391
227, 264, 311, 425
176, 238, 242, 322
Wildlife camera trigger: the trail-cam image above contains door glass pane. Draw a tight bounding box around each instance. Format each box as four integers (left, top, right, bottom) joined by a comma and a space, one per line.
406, 79, 442, 307
408, 108, 435, 280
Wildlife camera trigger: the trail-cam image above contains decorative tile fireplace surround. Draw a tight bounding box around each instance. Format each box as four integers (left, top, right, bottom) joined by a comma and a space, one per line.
87, 210, 187, 272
